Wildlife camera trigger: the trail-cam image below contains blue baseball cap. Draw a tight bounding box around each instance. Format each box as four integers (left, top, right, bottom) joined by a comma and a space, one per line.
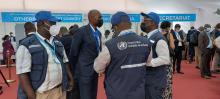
33, 11, 61, 22
111, 11, 131, 26
141, 12, 160, 25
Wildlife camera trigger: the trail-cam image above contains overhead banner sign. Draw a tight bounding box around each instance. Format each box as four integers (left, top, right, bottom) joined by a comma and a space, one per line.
1, 12, 83, 22
128, 14, 141, 22
102, 14, 111, 23
159, 14, 196, 22
1, 12, 196, 22
101, 14, 141, 23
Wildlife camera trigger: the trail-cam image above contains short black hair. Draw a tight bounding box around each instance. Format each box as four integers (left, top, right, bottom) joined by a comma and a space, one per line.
160, 21, 171, 29
24, 22, 35, 31
175, 24, 181, 29
2, 35, 9, 41
105, 30, 110, 35
190, 26, 195, 29
69, 24, 79, 31
69, 24, 79, 35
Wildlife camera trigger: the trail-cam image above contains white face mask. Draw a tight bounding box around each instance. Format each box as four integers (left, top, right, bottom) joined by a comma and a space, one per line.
49, 25, 60, 36
206, 28, 211, 32
175, 29, 180, 32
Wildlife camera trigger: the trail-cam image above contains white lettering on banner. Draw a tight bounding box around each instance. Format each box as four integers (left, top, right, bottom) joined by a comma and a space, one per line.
14, 17, 35, 22
121, 63, 146, 69
160, 16, 191, 21
130, 17, 135, 21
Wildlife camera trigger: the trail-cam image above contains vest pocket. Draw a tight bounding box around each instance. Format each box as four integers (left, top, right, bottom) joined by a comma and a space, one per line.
29, 47, 44, 81
29, 47, 44, 65
29, 70, 42, 81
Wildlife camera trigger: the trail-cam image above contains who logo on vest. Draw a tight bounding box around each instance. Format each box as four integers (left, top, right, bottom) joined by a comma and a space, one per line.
117, 41, 128, 50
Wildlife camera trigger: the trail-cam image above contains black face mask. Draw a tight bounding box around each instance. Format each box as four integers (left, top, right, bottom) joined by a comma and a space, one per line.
97, 19, 103, 28
140, 22, 147, 32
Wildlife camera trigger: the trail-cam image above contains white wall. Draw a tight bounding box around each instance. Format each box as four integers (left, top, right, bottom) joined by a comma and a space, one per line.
1, 0, 219, 51
195, 7, 220, 29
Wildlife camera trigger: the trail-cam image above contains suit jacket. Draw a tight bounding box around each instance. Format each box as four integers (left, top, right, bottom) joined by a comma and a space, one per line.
198, 31, 210, 53
69, 24, 102, 77
171, 30, 184, 50
60, 35, 73, 57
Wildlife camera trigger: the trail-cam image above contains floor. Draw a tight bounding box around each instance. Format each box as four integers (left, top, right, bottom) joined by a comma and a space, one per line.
0, 61, 220, 99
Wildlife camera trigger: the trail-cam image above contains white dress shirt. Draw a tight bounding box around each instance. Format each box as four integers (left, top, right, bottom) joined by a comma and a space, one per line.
94, 29, 151, 73
16, 32, 69, 93
146, 29, 170, 67
90, 24, 101, 50
175, 31, 183, 46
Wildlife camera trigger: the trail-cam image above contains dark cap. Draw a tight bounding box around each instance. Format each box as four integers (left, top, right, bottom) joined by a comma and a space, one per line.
111, 11, 130, 26
141, 12, 160, 25
33, 11, 61, 22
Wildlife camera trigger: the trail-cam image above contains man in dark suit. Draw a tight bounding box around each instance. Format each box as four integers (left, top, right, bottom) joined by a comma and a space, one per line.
171, 24, 184, 74
60, 24, 79, 56
60, 24, 79, 99
69, 9, 103, 99
198, 24, 213, 79
187, 26, 196, 63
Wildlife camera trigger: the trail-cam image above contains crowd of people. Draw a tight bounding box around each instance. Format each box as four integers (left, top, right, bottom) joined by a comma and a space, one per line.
0, 9, 216, 99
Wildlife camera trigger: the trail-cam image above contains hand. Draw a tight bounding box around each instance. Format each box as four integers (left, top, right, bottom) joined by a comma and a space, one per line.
99, 73, 104, 77
67, 79, 74, 91
27, 92, 36, 99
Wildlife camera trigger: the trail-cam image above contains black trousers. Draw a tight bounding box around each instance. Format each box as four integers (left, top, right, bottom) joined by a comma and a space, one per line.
188, 44, 195, 62
200, 49, 212, 76
79, 74, 98, 99
173, 46, 183, 72
67, 79, 80, 99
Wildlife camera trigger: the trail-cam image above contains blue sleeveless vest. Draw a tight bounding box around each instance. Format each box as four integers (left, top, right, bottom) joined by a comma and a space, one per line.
105, 32, 150, 99
17, 35, 69, 99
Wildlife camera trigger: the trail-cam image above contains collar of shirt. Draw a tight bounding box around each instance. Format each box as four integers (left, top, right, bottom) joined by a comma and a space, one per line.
147, 29, 159, 38
90, 24, 97, 32
118, 29, 134, 37
28, 32, 35, 35
35, 32, 54, 44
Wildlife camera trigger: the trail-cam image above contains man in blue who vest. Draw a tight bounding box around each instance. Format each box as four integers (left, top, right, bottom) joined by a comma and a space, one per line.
16, 11, 74, 99
94, 11, 151, 99
140, 12, 170, 99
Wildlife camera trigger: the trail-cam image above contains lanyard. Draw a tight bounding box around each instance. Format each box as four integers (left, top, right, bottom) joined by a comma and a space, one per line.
34, 34, 61, 64
175, 32, 181, 39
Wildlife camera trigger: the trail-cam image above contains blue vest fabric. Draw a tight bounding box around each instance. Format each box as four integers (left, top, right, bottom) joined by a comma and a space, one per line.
105, 32, 150, 99
17, 35, 69, 99
146, 30, 168, 99
148, 31, 166, 58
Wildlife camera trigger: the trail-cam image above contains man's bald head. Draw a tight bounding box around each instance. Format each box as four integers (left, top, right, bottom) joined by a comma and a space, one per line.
88, 9, 103, 28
